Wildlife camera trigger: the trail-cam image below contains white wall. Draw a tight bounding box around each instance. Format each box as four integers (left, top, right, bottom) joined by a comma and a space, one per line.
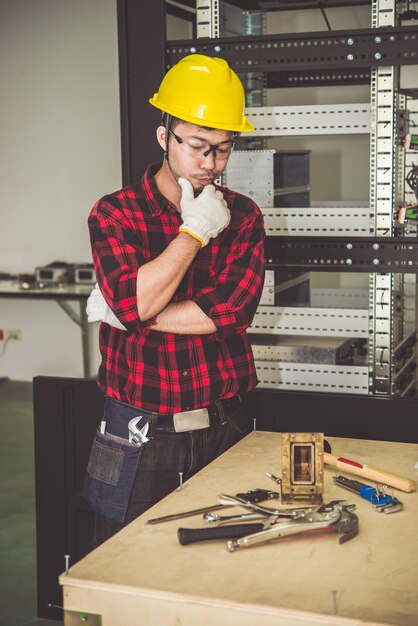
0, 0, 121, 380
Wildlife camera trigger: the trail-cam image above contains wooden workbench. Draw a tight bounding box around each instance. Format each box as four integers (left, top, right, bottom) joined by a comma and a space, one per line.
60, 432, 418, 625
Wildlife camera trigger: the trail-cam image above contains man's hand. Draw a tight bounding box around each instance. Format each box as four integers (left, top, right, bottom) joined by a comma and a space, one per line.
178, 177, 230, 247
86, 283, 127, 330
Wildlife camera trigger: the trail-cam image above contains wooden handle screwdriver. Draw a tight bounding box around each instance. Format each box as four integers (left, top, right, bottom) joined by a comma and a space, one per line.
324, 452, 416, 493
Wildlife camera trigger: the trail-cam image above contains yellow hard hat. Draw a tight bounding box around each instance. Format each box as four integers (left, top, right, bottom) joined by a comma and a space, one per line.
149, 54, 254, 133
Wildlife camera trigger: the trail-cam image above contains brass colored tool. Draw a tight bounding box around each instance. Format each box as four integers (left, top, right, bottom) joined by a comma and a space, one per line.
281, 432, 324, 504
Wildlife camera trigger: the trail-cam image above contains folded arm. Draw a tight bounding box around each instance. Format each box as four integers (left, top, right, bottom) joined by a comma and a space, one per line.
153, 301, 217, 334
88, 179, 231, 330
135, 233, 200, 320
88, 195, 264, 337
194, 203, 265, 340
153, 204, 265, 337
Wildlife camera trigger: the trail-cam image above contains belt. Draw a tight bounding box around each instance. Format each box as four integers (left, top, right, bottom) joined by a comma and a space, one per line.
108, 395, 241, 435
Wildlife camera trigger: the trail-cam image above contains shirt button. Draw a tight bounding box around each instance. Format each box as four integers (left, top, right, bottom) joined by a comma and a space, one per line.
182, 369, 189, 377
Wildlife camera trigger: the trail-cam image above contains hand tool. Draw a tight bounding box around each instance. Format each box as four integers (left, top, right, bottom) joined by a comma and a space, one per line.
146, 488, 280, 524
178, 501, 358, 548
266, 472, 282, 487
333, 474, 403, 513
178, 504, 317, 545
324, 451, 415, 493
202, 504, 309, 526
226, 501, 358, 552
281, 432, 324, 504
203, 511, 286, 524
216, 493, 295, 517
128, 416, 149, 446
178, 519, 275, 545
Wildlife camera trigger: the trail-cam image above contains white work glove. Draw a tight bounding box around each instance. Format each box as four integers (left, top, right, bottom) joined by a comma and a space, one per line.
86, 283, 127, 331
178, 177, 231, 247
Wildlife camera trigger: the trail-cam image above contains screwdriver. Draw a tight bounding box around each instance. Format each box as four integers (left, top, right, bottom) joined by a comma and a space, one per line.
333, 474, 403, 513
146, 488, 280, 524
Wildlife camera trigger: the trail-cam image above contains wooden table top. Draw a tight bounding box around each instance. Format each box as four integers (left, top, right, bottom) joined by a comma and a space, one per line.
61, 432, 418, 626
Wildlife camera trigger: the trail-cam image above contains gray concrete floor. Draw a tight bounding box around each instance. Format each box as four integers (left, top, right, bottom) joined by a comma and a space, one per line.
0, 380, 61, 626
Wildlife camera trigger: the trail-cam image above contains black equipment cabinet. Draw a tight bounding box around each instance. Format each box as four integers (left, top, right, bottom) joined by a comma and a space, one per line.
251, 389, 418, 444
33, 376, 104, 620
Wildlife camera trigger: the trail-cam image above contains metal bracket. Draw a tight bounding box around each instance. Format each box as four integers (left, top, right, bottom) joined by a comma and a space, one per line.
264, 237, 418, 272
166, 25, 418, 72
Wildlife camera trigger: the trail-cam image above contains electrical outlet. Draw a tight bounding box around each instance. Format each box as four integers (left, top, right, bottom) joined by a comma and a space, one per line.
7, 329, 22, 341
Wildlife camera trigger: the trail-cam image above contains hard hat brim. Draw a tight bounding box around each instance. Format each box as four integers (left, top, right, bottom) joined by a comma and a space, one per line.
149, 96, 254, 133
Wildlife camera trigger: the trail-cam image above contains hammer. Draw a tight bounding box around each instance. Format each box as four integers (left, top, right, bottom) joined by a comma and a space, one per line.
324, 440, 416, 493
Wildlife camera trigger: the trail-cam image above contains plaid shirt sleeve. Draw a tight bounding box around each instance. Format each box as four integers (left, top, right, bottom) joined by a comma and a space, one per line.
88, 194, 151, 331
194, 196, 265, 341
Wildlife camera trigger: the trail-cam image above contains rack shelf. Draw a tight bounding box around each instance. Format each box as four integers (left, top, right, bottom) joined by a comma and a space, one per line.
119, 0, 418, 399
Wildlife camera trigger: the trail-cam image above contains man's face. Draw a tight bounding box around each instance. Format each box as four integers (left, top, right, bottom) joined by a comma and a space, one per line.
163, 122, 234, 192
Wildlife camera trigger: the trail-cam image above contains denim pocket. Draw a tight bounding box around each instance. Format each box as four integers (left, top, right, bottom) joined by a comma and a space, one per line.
82, 429, 145, 523
225, 405, 248, 435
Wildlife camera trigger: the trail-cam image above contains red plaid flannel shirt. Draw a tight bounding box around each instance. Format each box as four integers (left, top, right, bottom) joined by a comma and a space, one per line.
88, 163, 265, 413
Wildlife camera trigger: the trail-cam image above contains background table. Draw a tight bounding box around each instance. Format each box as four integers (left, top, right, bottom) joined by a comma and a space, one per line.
0, 280, 94, 377
60, 432, 418, 626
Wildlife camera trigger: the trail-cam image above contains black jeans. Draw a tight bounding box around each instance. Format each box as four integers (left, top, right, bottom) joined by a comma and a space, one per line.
92, 396, 250, 546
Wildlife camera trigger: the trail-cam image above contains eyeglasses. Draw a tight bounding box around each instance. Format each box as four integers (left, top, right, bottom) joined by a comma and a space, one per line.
169, 129, 235, 161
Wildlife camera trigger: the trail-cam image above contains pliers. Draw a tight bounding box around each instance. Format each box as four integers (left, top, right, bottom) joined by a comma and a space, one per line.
178, 499, 358, 550
226, 501, 358, 552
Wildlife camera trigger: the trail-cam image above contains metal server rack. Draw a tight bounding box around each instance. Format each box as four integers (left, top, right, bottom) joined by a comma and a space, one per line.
171, 0, 418, 396
117, 0, 418, 438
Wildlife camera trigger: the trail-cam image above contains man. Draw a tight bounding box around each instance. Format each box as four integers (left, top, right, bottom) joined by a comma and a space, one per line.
83, 54, 265, 545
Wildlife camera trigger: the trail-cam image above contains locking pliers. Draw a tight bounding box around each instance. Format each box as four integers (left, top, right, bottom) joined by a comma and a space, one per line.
227, 500, 358, 552
177, 500, 358, 548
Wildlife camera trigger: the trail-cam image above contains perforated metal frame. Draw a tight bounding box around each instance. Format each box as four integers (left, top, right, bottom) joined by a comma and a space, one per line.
166, 25, 418, 72
247, 104, 371, 136
225, 150, 275, 207
196, 0, 219, 38
310, 288, 369, 308
250, 305, 369, 337
262, 207, 371, 235
368, 0, 407, 395
255, 361, 370, 394
263, 236, 418, 271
